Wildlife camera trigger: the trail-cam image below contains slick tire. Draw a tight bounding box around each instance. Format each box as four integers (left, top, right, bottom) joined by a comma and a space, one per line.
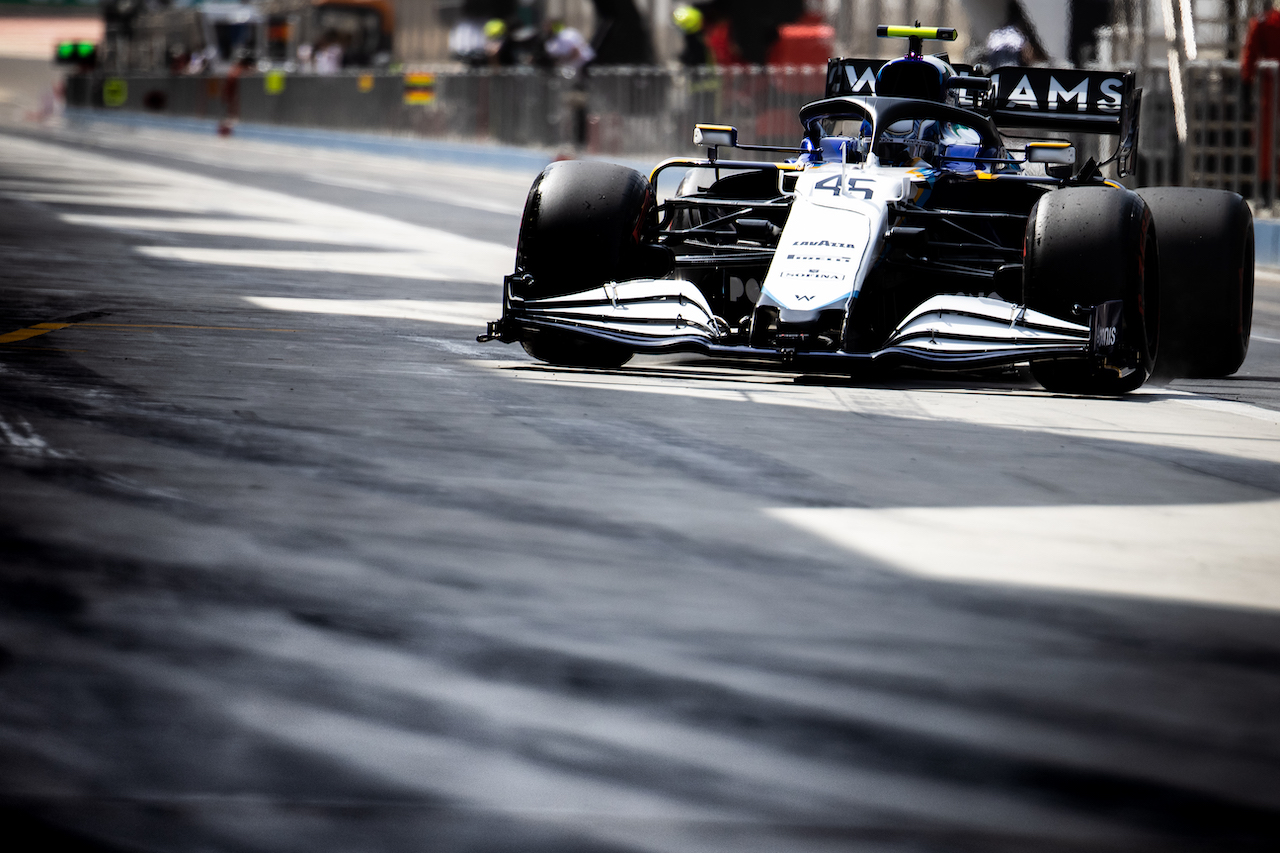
514, 160, 672, 369
1137, 188, 1253, 379
515, 160, 659, 299
1024, 187, 1159, 395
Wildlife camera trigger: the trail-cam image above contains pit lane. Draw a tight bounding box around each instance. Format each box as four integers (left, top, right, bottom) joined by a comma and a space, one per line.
0, 123, 1277, 853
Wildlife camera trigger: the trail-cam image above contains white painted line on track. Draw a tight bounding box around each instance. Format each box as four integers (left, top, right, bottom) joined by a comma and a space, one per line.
0, 134, 514, 287
244, 297, 498, 325
304, 172, 524, 215
141, 246, 507, 285
1253, 333, 1280, 344
768, 500, 1280, 612
497, 364, 1280, 463
493, 360, 1280, 610
1172, 395, 1280, 423
59, 213, 439, 249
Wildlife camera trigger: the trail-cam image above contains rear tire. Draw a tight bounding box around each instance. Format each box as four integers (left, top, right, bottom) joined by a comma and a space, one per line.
1137, 188, 1253, 379
1024, 187, 1159, 395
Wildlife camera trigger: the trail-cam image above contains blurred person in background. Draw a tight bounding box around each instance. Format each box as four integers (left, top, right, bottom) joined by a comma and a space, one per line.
483, 16, 544, 66
1243, 0, 1280, 81
673, 3, 710, 68
505, 0, 545, 65
1242, 0, 1280, 203
985, 23, 1027, 68
544, 18, 594, 150
218, 51, 255, 135
314, 29, 344, 73
672, 3, 722, 139
451, 0, 517, 64
296, 42, 315, 72
166, 44, 190, 76
544, 19, 594, 73
982, 2, 1046, 69
483, 18, 511, 64
449, 17, 488, 66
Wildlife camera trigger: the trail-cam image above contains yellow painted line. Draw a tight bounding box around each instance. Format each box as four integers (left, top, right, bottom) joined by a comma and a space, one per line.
79, 323, 299, 332
0, 322, 71, 343
0, 320, 300, 345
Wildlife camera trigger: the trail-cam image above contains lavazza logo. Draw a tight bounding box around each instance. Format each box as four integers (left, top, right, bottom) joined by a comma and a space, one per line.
794, 239, 860, 249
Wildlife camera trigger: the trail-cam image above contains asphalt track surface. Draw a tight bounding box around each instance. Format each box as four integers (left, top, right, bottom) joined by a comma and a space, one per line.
1, 121, 1279, 853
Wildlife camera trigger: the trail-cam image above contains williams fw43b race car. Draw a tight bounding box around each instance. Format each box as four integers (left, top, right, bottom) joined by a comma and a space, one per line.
480, 25, 1255, 394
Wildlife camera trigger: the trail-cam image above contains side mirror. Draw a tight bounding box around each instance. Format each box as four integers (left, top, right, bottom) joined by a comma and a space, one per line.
1026, 141, 1076, 179
693, 124, 738, 149
1025, 141, 1076, 166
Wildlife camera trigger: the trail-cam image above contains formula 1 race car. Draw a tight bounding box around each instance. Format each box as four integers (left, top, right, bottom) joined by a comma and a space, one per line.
481, 25, 1254, 394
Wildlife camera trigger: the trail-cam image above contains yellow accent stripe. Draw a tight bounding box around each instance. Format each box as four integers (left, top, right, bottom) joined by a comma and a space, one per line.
649, 157, 704, 183
0, 322, 71, 343
695, 124, 735, 132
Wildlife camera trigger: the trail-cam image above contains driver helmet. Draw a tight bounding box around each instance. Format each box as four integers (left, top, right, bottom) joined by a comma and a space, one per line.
876, 118, 940, 166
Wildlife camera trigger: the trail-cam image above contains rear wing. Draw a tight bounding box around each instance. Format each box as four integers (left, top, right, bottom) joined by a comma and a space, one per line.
825, 58, 885, 97
823, 59, 1142, 177
988, 66, 1140, 177
988, 67, 1133, 133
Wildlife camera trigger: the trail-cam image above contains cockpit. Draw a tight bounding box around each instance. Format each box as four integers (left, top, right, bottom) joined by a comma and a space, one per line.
799, 97, 1011, 172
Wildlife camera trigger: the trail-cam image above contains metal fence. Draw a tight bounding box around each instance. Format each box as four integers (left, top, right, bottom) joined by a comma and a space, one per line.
64, 65, 828, 159
63, 62, 1280, 205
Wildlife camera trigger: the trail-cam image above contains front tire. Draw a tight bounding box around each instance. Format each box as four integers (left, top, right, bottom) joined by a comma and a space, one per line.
1024, 187, 1159, 395
515, 160, 658, 298
512, 160, 665, 368
1137, 188, 1253, 379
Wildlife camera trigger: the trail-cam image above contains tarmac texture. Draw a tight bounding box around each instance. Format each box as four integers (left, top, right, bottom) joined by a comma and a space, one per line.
0, 123, 1278, 852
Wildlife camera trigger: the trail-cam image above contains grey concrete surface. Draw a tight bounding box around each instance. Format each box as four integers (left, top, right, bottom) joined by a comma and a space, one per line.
0, 125, 1278, 853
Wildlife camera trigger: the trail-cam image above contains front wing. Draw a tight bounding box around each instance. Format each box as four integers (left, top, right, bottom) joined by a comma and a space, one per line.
481, 275, 1121, 371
